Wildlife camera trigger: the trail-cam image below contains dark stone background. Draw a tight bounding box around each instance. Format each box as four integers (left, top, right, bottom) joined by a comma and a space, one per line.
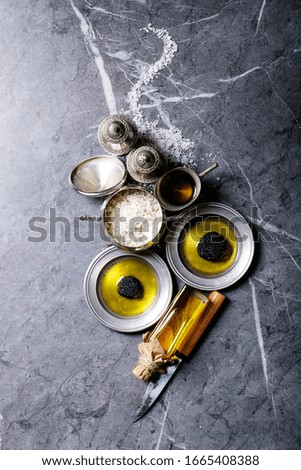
0, 0, 300, 449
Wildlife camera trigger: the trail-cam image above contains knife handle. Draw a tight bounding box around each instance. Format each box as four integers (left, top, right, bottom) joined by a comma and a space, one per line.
176, 291, 225, 358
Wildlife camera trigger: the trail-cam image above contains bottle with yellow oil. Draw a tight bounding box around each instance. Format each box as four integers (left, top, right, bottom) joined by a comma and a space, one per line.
147, 285, 209, 359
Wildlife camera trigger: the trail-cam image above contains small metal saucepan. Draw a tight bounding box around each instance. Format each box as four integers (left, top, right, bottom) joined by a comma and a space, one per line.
80, 186, 166, 252
155, 163, 218, 211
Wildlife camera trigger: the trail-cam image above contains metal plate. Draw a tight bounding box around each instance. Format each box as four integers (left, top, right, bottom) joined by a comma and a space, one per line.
166, 203, 254, 290
69, 155, 126, 197
84, 246, 173, 332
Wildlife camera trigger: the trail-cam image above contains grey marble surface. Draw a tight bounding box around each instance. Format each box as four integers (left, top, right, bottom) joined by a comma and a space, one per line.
0, 0, 300, 450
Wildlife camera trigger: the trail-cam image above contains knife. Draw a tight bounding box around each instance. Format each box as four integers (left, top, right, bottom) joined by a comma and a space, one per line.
133, 291, 225, 422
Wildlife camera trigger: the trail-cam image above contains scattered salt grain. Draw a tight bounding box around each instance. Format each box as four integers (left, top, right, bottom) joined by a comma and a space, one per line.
126, 24, 195, 166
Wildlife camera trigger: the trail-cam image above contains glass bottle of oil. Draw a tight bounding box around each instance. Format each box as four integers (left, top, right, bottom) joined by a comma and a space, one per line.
147, 285, 209, 359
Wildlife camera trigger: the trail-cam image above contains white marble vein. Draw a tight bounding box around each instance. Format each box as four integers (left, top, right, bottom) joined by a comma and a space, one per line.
149, 414, 177, 448
237, 163, 263, 222
218, 66, 262, 84
249, 217, 301, 244
275, 237, 301, 273
239, 162, 301, 284
253, 277, 301, 303
0, 413, 3, 449
166, 72, 217, 96
86, 3, 139, 23
255, 0, 267, 36
236, 164, 298, 254
249, 279, 270, 396
270, 383, 277, 424
264, 70, 301, 128
282, 293, 292, 323
143, 91, 173, 128
162, 92, 218, 102
136, 91, 218, 110
183, 102, 221, 141
155, 390, 171, 450
181, 13, 220, 26
70, 1, 117, 114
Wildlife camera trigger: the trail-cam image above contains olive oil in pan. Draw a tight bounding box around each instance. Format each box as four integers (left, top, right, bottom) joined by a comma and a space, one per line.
160, 171, 195, 206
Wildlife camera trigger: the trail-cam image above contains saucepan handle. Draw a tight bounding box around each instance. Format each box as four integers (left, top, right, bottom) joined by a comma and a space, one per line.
198, 162, 218, 178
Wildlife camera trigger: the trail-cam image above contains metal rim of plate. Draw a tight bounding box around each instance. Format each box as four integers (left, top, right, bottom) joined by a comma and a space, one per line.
166, 202, 254, 290
69, 155, 127, 197
84, 246, 173, 332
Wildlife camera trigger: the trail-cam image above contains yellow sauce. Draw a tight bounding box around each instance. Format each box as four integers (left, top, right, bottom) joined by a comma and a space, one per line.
182, 218, 237, 275
100, 258, 158, 316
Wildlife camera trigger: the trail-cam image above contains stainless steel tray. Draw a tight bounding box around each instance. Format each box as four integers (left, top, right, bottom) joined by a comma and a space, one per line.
84, 246, 173, 332
166, 202, 254, 290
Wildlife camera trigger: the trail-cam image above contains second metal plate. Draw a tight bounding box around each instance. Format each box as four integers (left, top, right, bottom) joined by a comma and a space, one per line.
166, 203, 254, 290
84, 246, 173, 332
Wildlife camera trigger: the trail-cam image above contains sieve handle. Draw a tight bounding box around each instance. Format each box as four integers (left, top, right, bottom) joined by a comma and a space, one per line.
79, 216, 101, 222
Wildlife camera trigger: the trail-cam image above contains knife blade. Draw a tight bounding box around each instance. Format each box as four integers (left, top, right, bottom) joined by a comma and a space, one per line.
133, 291, 225, 422
133, 360, 181, 422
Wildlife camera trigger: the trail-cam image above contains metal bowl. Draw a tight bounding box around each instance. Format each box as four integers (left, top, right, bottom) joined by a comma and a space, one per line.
81, 186, 167, 252
101, 186, 166, 251
155, 164, 218, 212
84, 246, 173, 332
69, 155, 127, 197
166, 202, 254, 290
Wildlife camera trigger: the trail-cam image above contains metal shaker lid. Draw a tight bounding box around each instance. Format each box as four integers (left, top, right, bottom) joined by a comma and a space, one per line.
69, 155, 127, 197
98, 114, 138, 155
126, 145, 167, 183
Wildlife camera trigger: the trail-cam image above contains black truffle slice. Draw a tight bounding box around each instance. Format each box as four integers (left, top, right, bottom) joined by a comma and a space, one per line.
117, 276, 143, 299
197, 231, 228, 261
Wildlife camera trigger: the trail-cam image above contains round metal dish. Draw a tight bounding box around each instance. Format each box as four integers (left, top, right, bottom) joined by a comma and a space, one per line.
101, 185, 166, 251
84, 246, 173, 332
80, 185, 167, 251
69, 155, 126, 197
166, 203, 254, 290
